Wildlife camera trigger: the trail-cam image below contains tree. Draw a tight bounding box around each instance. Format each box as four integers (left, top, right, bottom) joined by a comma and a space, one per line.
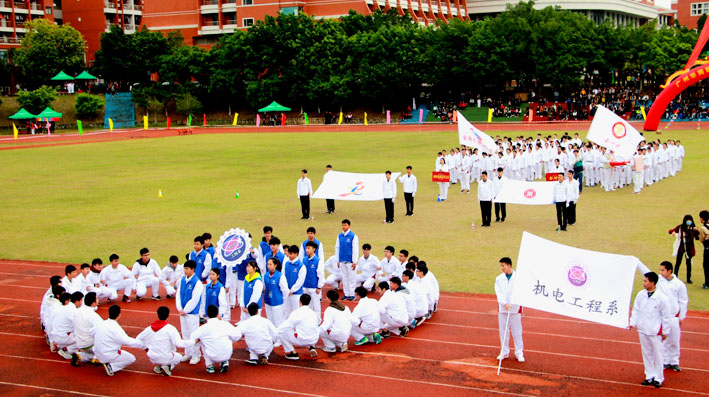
17, 85, 58, 114
147, 99, 164, 123
75, 94, 104, 119
176, 93, 202, 116
94, 26, 169, 87
14, 19, 85, 89
698, 13, 707, 31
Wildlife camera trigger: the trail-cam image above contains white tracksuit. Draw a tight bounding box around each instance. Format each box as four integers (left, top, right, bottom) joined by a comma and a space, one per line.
131, 259, 161, 298
73, 305, 102, 362
355, 254, 380, 290
92, 319, 145, 373
234, 314, 279, 360
176, 275, 204, 359
378, 290, 408, 335
350, 297, 381, 341
319, 305, 353, 350
99, 264, 134, 298
86, 271, 117, 300
160, 264, 184, 297
50, 304, 79, 353
324, 255, 342, 289
136, 323, 194, 369
190, 318, 241, 367
495, 271, 524, 358
277, 306, 320, 352
629, 289, 672, 383
403, 282, 429, 318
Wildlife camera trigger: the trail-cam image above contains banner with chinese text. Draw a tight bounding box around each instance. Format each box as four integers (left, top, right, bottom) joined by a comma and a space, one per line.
586, 106, 644, 158
510, 232, 637, 328
432, 171, 450, 182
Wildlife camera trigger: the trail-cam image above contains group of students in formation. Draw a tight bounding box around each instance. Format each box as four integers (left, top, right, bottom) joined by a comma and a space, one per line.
39, 222, 440, 376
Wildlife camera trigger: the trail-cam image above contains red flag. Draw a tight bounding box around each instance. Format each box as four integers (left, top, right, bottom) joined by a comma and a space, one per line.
167, 117, 171, 129
203, 114, 207, 126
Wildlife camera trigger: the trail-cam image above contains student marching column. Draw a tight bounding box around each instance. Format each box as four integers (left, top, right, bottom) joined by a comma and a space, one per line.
92, 305, 145, 376
176, 260, 204, 365
382, 170, 397, 223
495, 257, 524, 363
335, 219, 359, 301
629, 271, 672, 388
297, 169, 313, 220
399, 165, 417, 216
136, 306, 195, 376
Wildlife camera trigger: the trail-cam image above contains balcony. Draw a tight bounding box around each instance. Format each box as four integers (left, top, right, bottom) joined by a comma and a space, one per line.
223, 0, 237, 12
0, 36, 21, 44
200, 0, 219, 14
30, 2, 43, 13
0, 1, 9, 9
105, 2, 117, 13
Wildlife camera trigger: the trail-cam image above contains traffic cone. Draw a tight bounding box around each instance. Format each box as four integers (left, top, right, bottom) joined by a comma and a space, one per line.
158, 189, 163, 198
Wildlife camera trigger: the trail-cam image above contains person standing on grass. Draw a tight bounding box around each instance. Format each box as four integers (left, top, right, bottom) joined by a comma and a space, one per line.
493, 167, 507, 223
629, 272, 672, 388
699, 210, 709, 290
565, 170, 579, 226
398, 165, 417, 216
477, 171, 493, 227
553, 174, 568, 232
297, 169, 313, 220
668, 215, 700, 283
176, 260, 203, 365
92, 305, 145, 376
495, 257, 524, 363
436, 157, 449, 201
335, 219, 359, 301
325, 165, 335, 214
136, 306, 194, 377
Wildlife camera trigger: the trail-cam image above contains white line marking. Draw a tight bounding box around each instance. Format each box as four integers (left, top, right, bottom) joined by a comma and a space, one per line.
0, 380, 110, 396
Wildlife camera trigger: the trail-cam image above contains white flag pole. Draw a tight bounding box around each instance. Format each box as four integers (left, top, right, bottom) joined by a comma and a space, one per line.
497, 310, 511, 376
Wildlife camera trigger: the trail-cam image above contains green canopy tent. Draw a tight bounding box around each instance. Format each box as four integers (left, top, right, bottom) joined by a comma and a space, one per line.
36, 107, 63, 120
50, 71, 74, 81
258, 101, 291, 112
8, 108, 38, 120
75, 71, 97, 80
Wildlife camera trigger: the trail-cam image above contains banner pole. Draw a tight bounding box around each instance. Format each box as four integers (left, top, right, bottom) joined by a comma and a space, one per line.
497, 310, 511, 376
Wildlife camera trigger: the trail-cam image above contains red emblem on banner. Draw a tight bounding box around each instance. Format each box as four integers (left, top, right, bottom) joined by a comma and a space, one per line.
611, 122, 627, 139
523, 189, 536, 199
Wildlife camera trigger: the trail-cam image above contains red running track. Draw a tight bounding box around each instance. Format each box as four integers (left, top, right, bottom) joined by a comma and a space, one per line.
0, 259, 707, 396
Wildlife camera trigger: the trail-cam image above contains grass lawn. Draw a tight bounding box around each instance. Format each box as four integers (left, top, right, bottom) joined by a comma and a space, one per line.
1, 128, 707, 310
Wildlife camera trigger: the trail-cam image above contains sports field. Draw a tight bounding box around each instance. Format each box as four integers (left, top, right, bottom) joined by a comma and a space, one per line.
0, 125, 707, 310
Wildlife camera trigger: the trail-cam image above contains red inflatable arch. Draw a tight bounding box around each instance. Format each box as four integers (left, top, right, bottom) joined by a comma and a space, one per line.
644, 23, 709, 131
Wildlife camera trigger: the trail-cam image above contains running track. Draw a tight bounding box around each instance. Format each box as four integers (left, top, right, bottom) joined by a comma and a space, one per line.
0, 260, 707, 396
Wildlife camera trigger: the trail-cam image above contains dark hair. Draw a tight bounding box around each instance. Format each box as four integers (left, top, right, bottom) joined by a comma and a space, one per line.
210, 267, 221, 277
288, 245, 299, 255
202, 232, 212, 240
681, 214, 695, 230
417, 262, 429, 275
659, 261, 673, 273
269, 236, 281, 246
108, 304, 121, 319
406, 165, 412, 170
326, 289, 339, 301
302, 169, 308, 173
157, 306, 170, 320
644, 271, 659, 285
140, 247, 149, 255
403, 270, 414, 279
91, 258, 103, 266
305, 241, 318, 250
65, 265, 76, 275
306, 226, 316, 234
405, 262, 416, 271
59, 292, 72, 304
699, 210, 709, 222
52, 285, 66, 298
109, 253, 119, 261
409, 255, 418, 264
355, 286, 368, 298
246, 260, 260, 273
378, 281, 389, 290
300, 294, 311, 306
385, 170, 391, 175
248, 302, 259, 316
497, 167, 504, 172
385, 245, 395, 253
80, 263, 90, 269
184, 260, 197, 270
481, 171, 487, 176
50, 275, 62, 286
500, 257, 512, 266
399, 249, 408, 257
84, 292, 97, 306
207, 304, 219, 318
169, 255, 179, 264
342, 219, 351, 225
269, 257, 282, 272
71, 291, 84, 303
282, 244, 290, 251
390, 277, 402, 286
326, 164, 332, 169
194, 236, 204, 244
362, 243, 372, 250
263, 226, 273, 233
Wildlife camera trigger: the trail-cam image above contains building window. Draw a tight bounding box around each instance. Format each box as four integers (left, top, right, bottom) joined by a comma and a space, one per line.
691, 2, 709, 16
46, 6, 52, 15
242, 18, 254, 27
243, 0, 252, 5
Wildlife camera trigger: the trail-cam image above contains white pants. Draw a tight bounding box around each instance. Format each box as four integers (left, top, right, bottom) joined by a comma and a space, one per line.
52, 333, 78, 354
163, 283, 177, 297
638, 333, 664, 382
324, 274, 341, 289
265, 304, 285, 327
438, 182, 449, 200
662, 317, 681, 366
351, 324, 379, 341
248, 344, 273, 360
148, 351, 183, 368
284, 294, 302, 318
203, 346, 232, 367
380, 312, 407, 333
107, 278, 134, 297
225, 272, 238, 307
320, 329, 349, 350
645, 167, 654, 185
303, 288, 322, 322
633, 171, 644, 193
90, 285, 117, 301
99, 350, 135, 373
339, 262, 356, 297
180, 314, 200, 358
136, 276, 160, 298
460, 172, 471, 191
278, 328, 318, 353
498, 312, 523, 357
356, 274, 377, 291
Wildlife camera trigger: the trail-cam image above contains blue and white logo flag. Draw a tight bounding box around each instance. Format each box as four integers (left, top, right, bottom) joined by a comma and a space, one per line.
215, 228, 252, 268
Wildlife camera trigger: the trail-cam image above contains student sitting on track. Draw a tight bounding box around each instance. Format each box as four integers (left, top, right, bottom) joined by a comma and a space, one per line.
278, 294, 319, 360
350, 286, 382, 345
233, 302, 279, 365
72, 292, 103, 367
40, 275, 63, 332
61, 264, 81, 294
160, 255, 184, 299
136, 306, 194, 377
376, 281, 409, 338
92, 304, 145, 376
401, 270, 428, 327
88, 259, 118, 302
100, 254, 134, 303
44, 285, 66, 352
51, 291, 84, 360
389, 277, 417, 330
319, 290, 352, 353
131, 248, 162, 301
190, 304, 241, 373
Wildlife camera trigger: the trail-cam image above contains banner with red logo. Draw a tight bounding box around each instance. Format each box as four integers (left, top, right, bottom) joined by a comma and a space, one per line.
586, 105, 644, 158
312, 171, 401, 201
432, 171, 450, 182
510, 232, 639, 329
545, 173, 563, 181
493, 179, 555, 205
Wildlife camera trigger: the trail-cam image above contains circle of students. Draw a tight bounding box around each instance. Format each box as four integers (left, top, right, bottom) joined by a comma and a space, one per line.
433, 133, 684, 230
40, 222, 441, 377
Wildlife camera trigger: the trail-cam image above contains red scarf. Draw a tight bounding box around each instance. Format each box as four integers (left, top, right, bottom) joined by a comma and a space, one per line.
151, 320, 168, 332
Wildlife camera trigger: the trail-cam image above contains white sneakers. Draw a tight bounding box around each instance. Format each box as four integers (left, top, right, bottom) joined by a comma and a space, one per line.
496, 353, 509, 360
516, 355, 525, 363
189, 356, 201, 365
497, 353, 525, 362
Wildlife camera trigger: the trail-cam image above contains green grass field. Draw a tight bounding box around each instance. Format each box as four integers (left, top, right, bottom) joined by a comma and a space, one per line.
1, 128, 707, 310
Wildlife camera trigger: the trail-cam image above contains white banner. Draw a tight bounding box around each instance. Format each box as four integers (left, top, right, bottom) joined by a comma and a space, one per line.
586, 105, 644, 158
312, 171, 401, 201
510, 232, 637, 329
494, 179, 556, 205
457, 111, 497, 154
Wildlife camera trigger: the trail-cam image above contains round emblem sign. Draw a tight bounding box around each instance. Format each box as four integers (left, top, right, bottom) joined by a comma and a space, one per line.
523, 189, 536, 199
611, 122, 627, 139
567, 264, 588, 287
215, 228, 252, 267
